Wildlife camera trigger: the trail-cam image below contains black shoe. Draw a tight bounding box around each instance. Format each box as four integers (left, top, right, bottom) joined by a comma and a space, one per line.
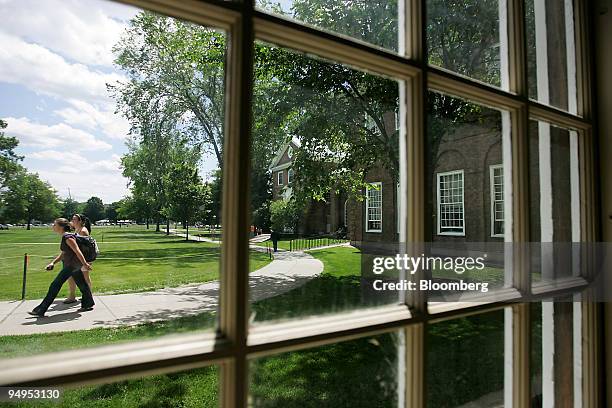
28, 310, 45, 317
77, 306, 94, 312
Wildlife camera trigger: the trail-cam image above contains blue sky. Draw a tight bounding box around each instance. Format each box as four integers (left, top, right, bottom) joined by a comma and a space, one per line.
0, 0, 141, 203
0, 0, 299, 204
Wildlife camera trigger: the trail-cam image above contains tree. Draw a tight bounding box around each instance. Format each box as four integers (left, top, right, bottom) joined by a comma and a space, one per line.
105, 202, 120, 222
269, 199, 299, 233
83, 197, 105, 222
110, 12, 226, 166
0, 119, 24, 189
2, 170, 59, 229
61, 198, 80, 219
164, 161, 208, 240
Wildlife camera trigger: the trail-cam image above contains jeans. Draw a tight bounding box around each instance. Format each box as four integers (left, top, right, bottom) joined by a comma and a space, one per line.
34, 265, 94, 314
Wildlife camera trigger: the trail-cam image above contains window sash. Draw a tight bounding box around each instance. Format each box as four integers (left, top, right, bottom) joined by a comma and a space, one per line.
365, 182, 382, 232
437, 170, 465, 236
0, 1, 598, 407
490, 164, 505, 237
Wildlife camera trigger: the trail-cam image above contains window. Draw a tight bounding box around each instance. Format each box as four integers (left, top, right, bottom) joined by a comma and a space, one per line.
366, 182, 382, 232
0, 0, 597, 406
287, 168, 294, 184
490, 165, 504, 237
437, 170, 465, 236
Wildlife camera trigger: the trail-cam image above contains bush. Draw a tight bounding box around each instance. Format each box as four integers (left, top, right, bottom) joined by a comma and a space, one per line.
269, 199, 299, 232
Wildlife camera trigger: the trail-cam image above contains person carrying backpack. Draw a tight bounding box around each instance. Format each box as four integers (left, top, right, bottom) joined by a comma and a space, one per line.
63, 214, 95, 304
28, 218, 95, 317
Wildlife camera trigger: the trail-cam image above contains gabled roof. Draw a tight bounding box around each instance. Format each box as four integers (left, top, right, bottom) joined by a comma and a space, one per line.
269, 136, 301, 171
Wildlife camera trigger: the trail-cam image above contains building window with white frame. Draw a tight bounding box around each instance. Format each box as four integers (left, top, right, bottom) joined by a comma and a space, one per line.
437, 170, 465, 235
287, 168, 294, 184
277, 171, 284, 185
366, 182, 382, 232
490, 164, 504, 237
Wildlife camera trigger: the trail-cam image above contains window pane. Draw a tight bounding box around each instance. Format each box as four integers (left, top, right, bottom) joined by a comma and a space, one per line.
250, 42, 402, 324
427, 309, 506, 407
250, 331, 400, 406
531, 300, 580, 406
0, 0, 235, 357
427, 0, 507, 88
256, 0, 399, 52
0, 366, 219, 407
528, 121, 580, 283
526, 0, 577, 113
427, 91, 512, 299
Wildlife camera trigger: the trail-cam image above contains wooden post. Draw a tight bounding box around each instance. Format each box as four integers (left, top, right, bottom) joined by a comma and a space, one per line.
21, 253, 28, 300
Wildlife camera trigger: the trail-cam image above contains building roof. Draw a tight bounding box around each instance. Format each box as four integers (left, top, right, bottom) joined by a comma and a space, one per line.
269, 136, 300, 171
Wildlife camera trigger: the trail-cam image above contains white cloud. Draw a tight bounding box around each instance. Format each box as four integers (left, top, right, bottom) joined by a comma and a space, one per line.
26, 153, 126, 201
0, 0, 137, 67
5, 117, 112, 151
55, 99, 130, 140
0, 32, 124, 103
28, 150, 82, 162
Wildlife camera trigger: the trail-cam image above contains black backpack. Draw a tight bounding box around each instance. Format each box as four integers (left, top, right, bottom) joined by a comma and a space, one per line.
73, 234, 99, 262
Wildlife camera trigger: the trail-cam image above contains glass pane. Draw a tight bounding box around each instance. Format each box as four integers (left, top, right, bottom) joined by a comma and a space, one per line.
526, 0, 577, 113
250, 42, 402, 324
250, 331, 400, 406
427, 91, 512, 300
256, 0, 399, 52
528, 121, 580, 283
531, 300, 580, 406
427, 0, 506, 88
0, 366, 218, 407
427, 309, 506, 407
0, 0, 237, 357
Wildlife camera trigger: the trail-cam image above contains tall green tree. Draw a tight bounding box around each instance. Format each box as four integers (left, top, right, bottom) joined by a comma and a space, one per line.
164, 161, 208, 240
0, 119, 24, 189
83, 197, 105, 222
110, 12, 226, 166
61, 198, 80, 219
2, 170, 59, 229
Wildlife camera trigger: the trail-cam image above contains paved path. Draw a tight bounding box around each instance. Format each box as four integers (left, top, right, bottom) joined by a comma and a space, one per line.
0, 251, 322, 336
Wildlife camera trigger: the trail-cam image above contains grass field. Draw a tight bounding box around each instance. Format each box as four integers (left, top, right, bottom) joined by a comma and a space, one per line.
0, 245, 509, 408
0, 226, 271, 301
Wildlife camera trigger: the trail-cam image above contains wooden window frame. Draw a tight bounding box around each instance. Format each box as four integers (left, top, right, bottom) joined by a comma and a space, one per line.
0, 0, 601, 407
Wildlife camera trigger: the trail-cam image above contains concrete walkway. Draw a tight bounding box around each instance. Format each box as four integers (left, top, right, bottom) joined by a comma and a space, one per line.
0, 251, 322, 336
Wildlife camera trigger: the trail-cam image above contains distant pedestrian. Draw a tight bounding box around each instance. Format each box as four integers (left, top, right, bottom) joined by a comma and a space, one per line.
270, 229, 279, 252
28, 218, 94, 317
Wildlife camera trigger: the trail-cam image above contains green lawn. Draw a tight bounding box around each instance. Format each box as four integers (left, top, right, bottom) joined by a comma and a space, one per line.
0, 226, 270, 300
0, 245, 508, 408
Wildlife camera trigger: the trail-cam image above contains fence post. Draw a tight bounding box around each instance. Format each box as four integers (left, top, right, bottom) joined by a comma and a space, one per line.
21, 253, 28, 300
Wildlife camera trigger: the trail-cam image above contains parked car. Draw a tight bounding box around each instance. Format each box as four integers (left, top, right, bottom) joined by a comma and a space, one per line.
0, 224, 9, 230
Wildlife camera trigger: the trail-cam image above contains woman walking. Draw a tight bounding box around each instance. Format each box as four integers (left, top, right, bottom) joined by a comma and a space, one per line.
28, 218, 94, 317
63, 214, 92, 304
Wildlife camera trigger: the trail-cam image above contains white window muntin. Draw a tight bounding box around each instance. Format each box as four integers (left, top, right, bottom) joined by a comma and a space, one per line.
366, 182, 382, 233
490, 164, 504, 237
437, 170, 465, 236
277, 171, 284, 185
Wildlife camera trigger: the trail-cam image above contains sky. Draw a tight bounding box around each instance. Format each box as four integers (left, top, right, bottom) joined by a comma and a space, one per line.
0, 0, 300, 204
0, 0, 141, 203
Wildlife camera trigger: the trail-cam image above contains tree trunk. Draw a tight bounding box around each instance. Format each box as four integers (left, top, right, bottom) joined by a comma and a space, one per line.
26, 218, 31, 230
185, 222, 189, 241
146, 219, 149, 229
155, 216, 160, 232
166, 220, 170, 236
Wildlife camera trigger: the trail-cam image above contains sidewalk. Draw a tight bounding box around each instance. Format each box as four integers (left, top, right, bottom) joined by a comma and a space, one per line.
0, 251, 322, 336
